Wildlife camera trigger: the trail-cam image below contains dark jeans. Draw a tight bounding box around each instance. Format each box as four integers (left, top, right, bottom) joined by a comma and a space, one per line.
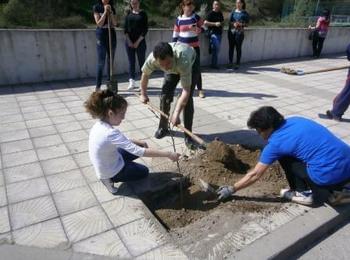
331, 74, 350, 118
312, 33, 325, 58
125, 39, 146, 80
158, 55, 200, 140
96, 28, 117, 89
279, 156, 349, 205
194, 47, 202, 91
111, 148, 149, 182
228, 31, 244, 65
210, 34, 221, 67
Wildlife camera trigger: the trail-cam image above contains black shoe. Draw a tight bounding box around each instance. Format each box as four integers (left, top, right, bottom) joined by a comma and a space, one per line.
326, 110, 342, 121
234, 64, 240, 70
154, 128, 169, 139
185, 137, 198, 150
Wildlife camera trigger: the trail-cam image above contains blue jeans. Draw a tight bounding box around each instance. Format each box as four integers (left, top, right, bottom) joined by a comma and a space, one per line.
331, 72, 350, 118
210, 34, 221, 67
111, 148, 149, 182
96, 28, 117, 89
125, 39, 146, 80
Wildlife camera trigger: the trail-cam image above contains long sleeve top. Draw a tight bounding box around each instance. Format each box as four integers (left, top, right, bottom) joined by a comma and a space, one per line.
124, 10, 148, 43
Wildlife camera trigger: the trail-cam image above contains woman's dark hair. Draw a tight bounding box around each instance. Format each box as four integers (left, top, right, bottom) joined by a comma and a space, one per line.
247, 106, 285, 131
97, 0, 116, 14
237, 0, 246, 10
84, 89, 128, 120
322, 8, 330, 20
153, 42, 173, 60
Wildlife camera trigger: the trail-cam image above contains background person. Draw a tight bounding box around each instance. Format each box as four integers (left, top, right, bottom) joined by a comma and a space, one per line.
124, 0, 148, 90
326, 43, 350, 121
139, 42, 199, 150
228, 0, 249, 70
85, 90, 180, 194
173, 0, 205, 98
93, 0, 117, 91
204, 0, 224, 69
217, 106, 350, 206
309, 9, 331, 58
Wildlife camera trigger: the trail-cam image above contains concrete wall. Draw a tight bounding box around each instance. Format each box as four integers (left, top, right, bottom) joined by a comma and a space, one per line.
0, 27, 349, 86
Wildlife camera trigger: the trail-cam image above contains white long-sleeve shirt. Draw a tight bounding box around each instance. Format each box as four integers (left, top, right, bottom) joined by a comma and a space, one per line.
88, 120, 145, 180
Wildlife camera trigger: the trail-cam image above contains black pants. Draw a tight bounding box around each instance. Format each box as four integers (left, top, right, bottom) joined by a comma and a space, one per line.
158, 57, 200, 140
194, 47, 202, 91
312, 33, 325, 58
228, 31, 244, 65
279, 156, 349, 205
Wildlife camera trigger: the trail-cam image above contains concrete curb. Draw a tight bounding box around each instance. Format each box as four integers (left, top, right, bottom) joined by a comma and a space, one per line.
230, 203, 350, 259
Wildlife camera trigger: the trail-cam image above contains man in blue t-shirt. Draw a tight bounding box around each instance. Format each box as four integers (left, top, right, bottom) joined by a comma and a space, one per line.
217, 106, 350, 206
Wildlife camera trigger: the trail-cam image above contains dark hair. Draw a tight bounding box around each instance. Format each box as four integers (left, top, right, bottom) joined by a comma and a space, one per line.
84, 89, 128, 120
247, 106, 285, 131
153, 42, 173, 60
322, 8, 330, 20
237, 0, 246, 10
97, 0, 116, 14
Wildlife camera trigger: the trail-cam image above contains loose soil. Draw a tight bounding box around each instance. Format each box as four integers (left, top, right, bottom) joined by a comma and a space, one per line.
140, 141, 289, 258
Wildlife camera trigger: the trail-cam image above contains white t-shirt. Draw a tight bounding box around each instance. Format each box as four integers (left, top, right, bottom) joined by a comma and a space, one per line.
88, 120, 145, 180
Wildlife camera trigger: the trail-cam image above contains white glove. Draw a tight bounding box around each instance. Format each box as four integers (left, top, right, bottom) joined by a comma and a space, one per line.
217, 185, 235, 200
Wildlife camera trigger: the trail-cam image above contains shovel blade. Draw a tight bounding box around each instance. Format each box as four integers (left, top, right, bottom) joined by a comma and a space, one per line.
107, 76, 118, 94
198, 178, 215, 194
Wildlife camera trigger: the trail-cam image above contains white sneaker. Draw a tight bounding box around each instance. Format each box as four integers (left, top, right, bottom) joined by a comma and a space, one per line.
280, 188, 313, 206
128, 79, 136, 90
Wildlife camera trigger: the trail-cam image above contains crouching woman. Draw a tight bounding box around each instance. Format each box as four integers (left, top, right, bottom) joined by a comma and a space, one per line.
85, 90, 180, 194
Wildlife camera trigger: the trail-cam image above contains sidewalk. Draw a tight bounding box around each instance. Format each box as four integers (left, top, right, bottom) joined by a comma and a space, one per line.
0, 55, 349, 259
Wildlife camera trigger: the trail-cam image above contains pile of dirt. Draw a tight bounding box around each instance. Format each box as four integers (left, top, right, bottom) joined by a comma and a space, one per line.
143, 142, 287, 230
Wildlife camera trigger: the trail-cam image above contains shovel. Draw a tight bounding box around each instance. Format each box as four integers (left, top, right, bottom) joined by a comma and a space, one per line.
198, 178, 216, 194
106, 12, 118, 94
281, 65, 349, 76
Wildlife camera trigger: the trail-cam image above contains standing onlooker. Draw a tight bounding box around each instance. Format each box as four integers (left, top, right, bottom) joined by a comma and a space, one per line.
173, 0, 205, 98
228, 0, 249, 70
309, 9, 330, 58
326, 43, 350, 121
204, 0, 224, 69
124, 0, 148, 90
93, 0, 117, 91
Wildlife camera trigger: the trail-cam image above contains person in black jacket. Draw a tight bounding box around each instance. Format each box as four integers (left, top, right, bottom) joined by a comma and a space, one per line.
93, 0, 117, 91
204, 0, 224, 69
124, 0, 148, 90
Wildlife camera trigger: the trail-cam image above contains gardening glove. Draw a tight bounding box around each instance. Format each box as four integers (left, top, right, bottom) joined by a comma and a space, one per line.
217, 185, 235, 201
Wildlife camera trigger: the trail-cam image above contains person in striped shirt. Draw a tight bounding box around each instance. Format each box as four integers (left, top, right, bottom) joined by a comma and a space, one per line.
172, 0, 205, 98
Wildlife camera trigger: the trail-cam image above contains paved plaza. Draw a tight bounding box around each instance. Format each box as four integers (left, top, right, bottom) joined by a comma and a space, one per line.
0, 55, 349, 259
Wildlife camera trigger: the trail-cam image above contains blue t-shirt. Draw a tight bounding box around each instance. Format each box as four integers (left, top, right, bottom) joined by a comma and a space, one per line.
229, 10, 249, 32
260, 117, 350, 185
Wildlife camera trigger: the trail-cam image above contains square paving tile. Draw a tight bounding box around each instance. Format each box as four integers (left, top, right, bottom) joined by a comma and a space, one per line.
135, 243, 188, 260
61, 206, 112, 242
33, 134, 63, 148
65, 140, 88, 154
80, 166, 98, 183
0, 129, 29, 143
61, 130, 88, 143
9, 196, 58, 230
102, 197, 149, 228
2, 150, 38, 168
41, 156, 78, 176
28, 125, 58, 138
73, 230, 131, 258
72, 152, 91, 168
53, 186, 97, 216
0, 139, 33, 154
4, 162, 43, 184
50, 115, 76, 125
37, 144, 70, 161
46, 169, 86, 193
117, 218, 167, 256
12, 218, 68, 249
26, 118, 53, 128
0, 206, 10, 234
0, 172, 3, 186
90, 182, 133, 203
0, 187, 7, 207
0, 121, 27, 133
6, 177, 50, 204
56, 122, 82, 133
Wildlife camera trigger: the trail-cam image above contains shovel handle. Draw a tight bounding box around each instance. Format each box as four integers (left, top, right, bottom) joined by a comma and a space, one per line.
135, 93, 207, 147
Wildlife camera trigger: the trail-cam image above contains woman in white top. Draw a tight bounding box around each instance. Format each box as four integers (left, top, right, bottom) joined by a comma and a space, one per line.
85, 90, 180, 194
